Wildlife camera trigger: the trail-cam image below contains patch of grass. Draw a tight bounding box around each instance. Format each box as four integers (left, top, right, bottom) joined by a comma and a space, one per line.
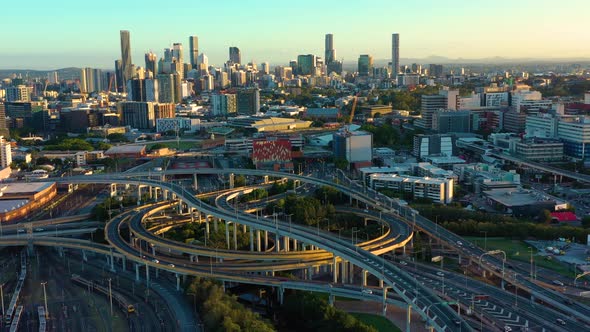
464, 237, 574, 277
350, 313, 402, 332
146, 141, 201, 151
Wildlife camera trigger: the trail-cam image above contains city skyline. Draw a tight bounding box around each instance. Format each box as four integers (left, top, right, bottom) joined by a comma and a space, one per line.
1, 0, 590, 69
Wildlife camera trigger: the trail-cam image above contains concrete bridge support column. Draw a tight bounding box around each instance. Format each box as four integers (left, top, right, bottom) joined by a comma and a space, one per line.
121, 256, 126, 271
348, 262, 354, 284
406, 304, 412, 332
155, 268, 159, 278
328, 294, 334, 306
256, 229, 261, 252
233, 222, 238, 250
382, 287, 388, 316
308, 267, 314, 280
379, 279, 384, 288
135, 264, 140, 282
137, 186, 143, 204
333, 257, 339, 283
190, 255, 195, 262
362, 269, 368, 287
145, 263, 150, 287
292, 239, 297, 251
249, 228, 254, 252
263, 175, 269, 184
58, 247, 64, 258
225, 222, 230, 250
242, 224, 247, 233
148, 186, 153, 200
341, 260, 347, 284
275, 233, 281, 252
205, 218, 210, 237
82, 250, 88, 262
264, 231, 268, 250
154, 187, 159, 201
190, 208, 195, 223
278, 286, 284, 305
229, 173, 235, 189
151, 246, 156, 256
174, 273, 181, 291
193, 174, 198, 191
163, 189, 168, 200
283, 236, 290, 252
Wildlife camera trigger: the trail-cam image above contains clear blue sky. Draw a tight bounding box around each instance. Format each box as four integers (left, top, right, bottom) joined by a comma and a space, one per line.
1, 0, 588, 69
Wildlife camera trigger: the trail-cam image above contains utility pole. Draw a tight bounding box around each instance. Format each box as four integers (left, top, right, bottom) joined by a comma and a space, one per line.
0, 283, 4, 319
41, 282, 48, 318
108, 278, 113, 316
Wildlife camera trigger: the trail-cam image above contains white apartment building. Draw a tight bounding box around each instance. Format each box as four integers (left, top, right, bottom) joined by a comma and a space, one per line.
369, 173, 454, 204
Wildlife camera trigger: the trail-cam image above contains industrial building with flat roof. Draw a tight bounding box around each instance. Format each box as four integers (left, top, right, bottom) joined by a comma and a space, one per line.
483, 188, 567, 217
0, 182, 57, 222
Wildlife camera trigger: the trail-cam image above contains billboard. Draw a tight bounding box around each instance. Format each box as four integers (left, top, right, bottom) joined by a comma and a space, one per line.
252, 139, 292, 163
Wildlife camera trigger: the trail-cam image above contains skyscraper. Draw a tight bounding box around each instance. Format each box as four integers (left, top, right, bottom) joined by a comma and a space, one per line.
172, 43, 184, 78
120, 30, 132, 91
145, 52, 158, 76
189, 36, 199, 67
358, 55, 374, 76
297, 54, 317, 76
392, 33, 400, 75
325, 34, 335, 64
229, 47, 241, 64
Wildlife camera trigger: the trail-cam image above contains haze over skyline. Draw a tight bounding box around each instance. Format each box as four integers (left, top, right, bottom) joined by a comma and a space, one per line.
2, 0, 589, 70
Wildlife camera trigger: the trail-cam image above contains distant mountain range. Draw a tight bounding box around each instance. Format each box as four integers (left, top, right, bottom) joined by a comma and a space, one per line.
0, 67, 90, 80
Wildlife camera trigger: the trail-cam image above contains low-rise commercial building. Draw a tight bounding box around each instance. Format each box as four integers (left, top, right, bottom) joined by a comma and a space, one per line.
369, 173, 454, 204
483, 188, 567, 217
0, 182, 57, 222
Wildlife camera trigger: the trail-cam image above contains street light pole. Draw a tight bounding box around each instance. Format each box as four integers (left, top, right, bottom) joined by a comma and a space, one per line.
108, 278, 113, 316
480, 231, 487, 251
41, 282, 48, 318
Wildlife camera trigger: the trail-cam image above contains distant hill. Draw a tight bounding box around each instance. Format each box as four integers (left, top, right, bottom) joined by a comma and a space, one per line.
0, 67, 112, 80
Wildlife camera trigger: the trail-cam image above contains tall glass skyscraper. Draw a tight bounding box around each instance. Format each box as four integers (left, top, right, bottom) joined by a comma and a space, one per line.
392, 33, 400, 75
120, 30, 132, 91
325, 34, 335, 64
229, 47, 241, 64
189, 36, 199, 67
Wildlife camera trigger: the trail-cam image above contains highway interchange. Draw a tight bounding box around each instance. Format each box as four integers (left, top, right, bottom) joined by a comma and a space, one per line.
1, 167, 589, 331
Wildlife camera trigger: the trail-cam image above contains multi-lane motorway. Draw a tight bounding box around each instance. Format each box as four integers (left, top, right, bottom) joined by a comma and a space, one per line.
18, 167, 587, 331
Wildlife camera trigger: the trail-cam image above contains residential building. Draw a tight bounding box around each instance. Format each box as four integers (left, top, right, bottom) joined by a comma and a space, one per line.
211, 93, 237, 116
525, 113, 558, 138
6, 85, 30, 102
369, 173, 453, 204
0, 136, 11, 168
391, 33, 400, 75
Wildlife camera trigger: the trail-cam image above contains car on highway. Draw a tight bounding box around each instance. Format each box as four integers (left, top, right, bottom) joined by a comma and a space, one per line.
504, 326, 512, 332
399, 261, 408, 266
556, 318, 566, 325
552, 280, 564, 286
436, 272, 444, 277
17, 229, 25, 233
152, 259, 160, 264
361, 289, 372, 295
363, 209, 369, 213
456, 241, 463, 246
168, 263, 175, 268
452, 318, 461, 326
35, 228, 44, 232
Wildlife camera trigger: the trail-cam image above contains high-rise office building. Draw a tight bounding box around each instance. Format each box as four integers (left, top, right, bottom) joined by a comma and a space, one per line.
172, 43, 184, 78
145, 52, 158, 76
237, 88, 261, 115
391, 33, 400, 75
325, 34, 336, 64
189, 36, 199, 67
229, 47, 241, 64
261, 62, 270, 75
297, 54, 316, 76
119, 101, 156, 129
358, 55, 374, 76
120, 30, 133, 91
157, 74, 175, 103
115, 60, 123, 92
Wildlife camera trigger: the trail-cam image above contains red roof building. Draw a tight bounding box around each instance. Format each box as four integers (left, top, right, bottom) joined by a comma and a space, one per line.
550, 211, 578, 223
